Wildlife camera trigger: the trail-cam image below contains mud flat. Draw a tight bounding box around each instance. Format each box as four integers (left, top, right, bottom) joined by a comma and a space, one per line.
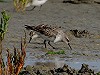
20, 62, 100, 75
0, 0, 100, 74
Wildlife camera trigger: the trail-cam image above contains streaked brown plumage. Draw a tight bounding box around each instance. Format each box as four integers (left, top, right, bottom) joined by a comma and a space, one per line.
25, 24, 72, 50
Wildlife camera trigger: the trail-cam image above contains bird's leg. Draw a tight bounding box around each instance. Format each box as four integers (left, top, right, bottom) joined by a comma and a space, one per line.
48, 41, 55, 49
39, 5, 42, 11
27, 6, 36, 11
63, 36, 72, 50
29, 37, 32, 43
44, 40, 47, 48
32, 6, 36, 10
68, 43, 72, 50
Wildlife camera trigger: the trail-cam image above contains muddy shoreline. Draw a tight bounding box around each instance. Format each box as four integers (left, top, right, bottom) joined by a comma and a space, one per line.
0, 0, 100, 74
20, 62, 99, 75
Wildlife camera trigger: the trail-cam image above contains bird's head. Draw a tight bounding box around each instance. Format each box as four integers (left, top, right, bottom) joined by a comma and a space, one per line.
29, 31, 38, 43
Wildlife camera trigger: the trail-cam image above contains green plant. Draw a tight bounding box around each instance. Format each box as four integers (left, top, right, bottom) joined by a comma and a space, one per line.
0, 32, 26, 75
0, 10, 10, 75
0, 0, 5, 2
96, 72, 100, 75
0, 10, 10, 41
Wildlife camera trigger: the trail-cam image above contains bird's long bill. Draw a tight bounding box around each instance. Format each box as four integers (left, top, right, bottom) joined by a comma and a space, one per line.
29, 37, 32, 43
68, 43, 72, 50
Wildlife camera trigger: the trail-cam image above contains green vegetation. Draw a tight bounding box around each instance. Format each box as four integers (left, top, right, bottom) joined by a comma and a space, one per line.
0, 10, 9, 75
0, 31, 26, 75
46, 50, 65, 55
0, 10, 10, 58
0, 10, 10, 41
97, 72, 100, 75
0, 10, 10, 57
0, 0, 5, 2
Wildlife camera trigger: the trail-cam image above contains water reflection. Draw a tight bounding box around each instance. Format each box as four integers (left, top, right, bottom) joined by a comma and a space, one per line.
25, 58, 100, 72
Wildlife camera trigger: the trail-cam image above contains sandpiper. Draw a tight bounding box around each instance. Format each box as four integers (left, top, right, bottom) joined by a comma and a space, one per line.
25, 24, 72, 50
25, 0, 48, 11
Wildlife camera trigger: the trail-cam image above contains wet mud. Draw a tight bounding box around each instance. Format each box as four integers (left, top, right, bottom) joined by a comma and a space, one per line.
0, 0, 100, 74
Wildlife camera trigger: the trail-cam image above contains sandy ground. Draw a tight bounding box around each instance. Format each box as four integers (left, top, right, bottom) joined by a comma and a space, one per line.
0, 0, 100, 72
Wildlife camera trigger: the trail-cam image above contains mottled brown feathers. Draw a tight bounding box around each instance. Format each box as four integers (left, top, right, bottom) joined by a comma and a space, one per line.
25, 24, 61, 37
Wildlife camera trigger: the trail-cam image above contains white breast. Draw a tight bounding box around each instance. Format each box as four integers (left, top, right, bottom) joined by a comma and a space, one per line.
54, 34, 62, 43
32, 34, 39, 39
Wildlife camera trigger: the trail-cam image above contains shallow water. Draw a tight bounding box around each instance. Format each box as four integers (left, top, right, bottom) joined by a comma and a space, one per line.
3, 54, 100, 72
0, 0, 100, 73
24, 56, 100, 72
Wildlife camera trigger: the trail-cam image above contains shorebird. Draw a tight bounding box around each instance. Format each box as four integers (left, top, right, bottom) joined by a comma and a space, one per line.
25, 24, 72, 50
25, 0, 48, 11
